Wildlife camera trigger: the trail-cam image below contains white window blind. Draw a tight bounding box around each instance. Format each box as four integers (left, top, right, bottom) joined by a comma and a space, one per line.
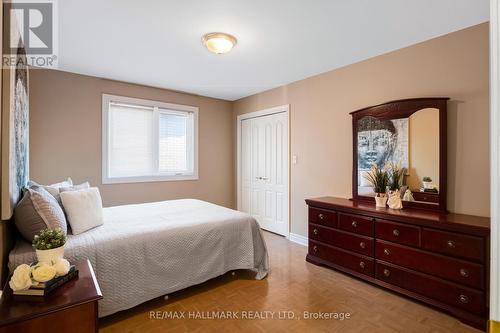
159, 111, 193, 173
109, 103, 154, 177
102, 95, 198, 183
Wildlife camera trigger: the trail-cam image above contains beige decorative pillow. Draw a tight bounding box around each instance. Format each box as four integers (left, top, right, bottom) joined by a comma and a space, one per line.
14, 187, 67, 242
60, 187, 104, 235
56, 181, 90, 212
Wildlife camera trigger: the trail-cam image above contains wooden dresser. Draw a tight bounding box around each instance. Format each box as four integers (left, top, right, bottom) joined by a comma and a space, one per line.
305, 197, 490, 330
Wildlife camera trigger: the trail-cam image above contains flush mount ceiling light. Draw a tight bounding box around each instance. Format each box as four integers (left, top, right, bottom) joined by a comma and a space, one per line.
202, 32, 237, 54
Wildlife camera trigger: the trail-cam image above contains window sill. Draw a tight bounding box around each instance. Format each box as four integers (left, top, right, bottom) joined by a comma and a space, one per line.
102, 174, 198, 184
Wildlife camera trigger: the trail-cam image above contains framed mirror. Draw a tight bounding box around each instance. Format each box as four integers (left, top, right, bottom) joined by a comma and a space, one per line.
351, 98, 448, 212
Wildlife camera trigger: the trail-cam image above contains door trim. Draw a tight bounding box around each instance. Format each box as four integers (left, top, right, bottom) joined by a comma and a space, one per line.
490, 0, 500, 321
236, 105, 290, 237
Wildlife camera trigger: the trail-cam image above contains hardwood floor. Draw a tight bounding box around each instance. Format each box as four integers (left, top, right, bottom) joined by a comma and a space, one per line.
99, 231, 481, 333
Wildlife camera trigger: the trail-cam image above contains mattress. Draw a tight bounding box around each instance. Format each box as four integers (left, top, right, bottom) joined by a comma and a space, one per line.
9, 199, 269, 317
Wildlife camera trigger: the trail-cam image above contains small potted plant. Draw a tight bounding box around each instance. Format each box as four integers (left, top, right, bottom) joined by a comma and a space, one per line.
363, 164, 389, 208
32, 228, 67, 264
422, 176, 433, 189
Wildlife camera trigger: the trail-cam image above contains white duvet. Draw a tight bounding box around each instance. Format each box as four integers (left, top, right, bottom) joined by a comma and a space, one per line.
9, 199, 269, 317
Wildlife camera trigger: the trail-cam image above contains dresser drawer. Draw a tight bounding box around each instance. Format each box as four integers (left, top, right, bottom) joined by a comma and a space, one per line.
376, 261, 485, 315
376, 240, 484, 289
421, 228, 485, 262
309, 240, 374, 277
309, 224, 373, 256
309, 207, 337, 228
338, 213, 374, 236
309, 224, 336, 244
411, 191, 440, 203
376, 219, 420, 247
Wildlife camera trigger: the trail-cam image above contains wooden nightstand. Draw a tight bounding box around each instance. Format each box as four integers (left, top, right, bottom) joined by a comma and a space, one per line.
0, 259, 102, 333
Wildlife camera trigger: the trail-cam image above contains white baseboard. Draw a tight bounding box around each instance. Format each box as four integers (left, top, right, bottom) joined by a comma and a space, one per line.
288, 233, 308, 247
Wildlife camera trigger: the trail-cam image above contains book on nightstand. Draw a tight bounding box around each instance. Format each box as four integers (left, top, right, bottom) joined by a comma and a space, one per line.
13, 265, 79, 296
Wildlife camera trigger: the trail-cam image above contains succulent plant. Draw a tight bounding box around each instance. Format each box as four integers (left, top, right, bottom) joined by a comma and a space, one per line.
32, 228, 66, 250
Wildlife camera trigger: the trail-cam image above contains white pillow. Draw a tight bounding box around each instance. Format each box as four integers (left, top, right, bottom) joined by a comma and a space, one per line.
60, 187, 104, 235
49, 177, 73, 188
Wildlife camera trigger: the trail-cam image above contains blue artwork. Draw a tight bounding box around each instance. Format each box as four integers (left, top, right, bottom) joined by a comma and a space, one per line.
6, 41, 29, 217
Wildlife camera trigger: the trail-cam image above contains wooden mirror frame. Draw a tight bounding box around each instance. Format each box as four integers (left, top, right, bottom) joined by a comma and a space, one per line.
351, 97, 449, 212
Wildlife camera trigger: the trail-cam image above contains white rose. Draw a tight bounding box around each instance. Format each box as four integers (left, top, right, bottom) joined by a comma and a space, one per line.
53, 258, 70, 277
31, 263, 56, 282
9, 264, 32, 291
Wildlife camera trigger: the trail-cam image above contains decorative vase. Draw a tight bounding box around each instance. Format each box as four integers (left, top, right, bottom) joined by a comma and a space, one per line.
36, 245, 65, 264
387, 190, 403, 209
374, 194, 388, 208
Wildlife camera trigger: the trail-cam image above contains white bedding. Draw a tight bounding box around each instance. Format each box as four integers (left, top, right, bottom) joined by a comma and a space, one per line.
9, 199, 269, 317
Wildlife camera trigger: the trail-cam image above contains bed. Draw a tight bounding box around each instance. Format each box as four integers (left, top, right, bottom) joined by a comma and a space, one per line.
9, 199, 269, 317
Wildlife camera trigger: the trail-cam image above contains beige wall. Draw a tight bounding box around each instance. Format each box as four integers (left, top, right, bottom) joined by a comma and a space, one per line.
234, 23, 490, 237
29, 69, 234, 208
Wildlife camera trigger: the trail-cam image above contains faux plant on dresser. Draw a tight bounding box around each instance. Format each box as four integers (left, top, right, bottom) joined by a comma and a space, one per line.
306, 98, 490, 330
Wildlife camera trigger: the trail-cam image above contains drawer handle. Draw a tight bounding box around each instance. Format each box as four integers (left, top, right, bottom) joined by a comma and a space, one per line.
313, 245, 318, 253
447, 240, 456, 248
313, 229, 318, 235
359, 242, 366, 249
318, 213, 324, 220
383, 269, 390, 277
383, 248, 390, 256
459, 294, 469, 304
392, 229, 400, 237
351, 221, 358, 228
359, 261, 366, 269
460, 268, 469, 278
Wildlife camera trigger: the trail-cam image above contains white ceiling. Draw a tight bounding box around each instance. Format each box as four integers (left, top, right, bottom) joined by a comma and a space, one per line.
58, 0, 489, 101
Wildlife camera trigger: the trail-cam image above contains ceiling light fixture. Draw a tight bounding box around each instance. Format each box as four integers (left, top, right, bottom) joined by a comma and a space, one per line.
202, 32, 237, 54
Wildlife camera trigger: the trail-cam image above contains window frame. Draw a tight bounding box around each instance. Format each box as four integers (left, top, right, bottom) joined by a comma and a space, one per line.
102, 94, 199, 184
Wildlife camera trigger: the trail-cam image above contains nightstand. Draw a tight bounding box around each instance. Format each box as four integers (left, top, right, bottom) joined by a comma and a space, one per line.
0, 259, 102, 333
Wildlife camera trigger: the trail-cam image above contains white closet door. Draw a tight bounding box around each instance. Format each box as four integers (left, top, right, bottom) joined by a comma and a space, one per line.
241, 112, 288, 236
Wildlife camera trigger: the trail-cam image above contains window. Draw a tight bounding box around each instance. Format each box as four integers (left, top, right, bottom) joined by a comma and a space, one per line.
102, 94, 198, 183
